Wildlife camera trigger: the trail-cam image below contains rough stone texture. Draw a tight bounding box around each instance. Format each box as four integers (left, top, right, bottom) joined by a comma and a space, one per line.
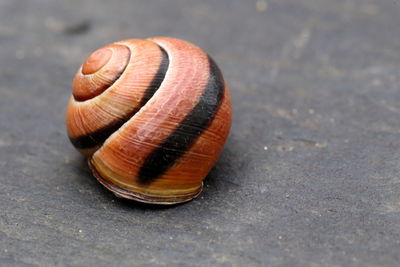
1, 0, 400, 266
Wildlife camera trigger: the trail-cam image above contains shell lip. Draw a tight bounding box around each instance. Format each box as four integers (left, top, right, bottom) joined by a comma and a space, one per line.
88, 159, 203, 205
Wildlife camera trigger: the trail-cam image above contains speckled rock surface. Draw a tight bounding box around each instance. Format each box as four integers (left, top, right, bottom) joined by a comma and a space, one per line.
1, 0, 400, 266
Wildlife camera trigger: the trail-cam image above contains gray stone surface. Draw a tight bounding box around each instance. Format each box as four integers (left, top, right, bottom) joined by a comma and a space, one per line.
1, 0, 400, 266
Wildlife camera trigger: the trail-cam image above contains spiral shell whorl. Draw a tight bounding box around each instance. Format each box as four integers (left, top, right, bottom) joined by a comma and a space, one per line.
73, 44, 131, 101
66, 37, 232, 204
67, 39, 167, 154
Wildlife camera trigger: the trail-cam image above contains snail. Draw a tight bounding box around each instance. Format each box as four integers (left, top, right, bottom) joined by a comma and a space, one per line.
66, 37, 232, 204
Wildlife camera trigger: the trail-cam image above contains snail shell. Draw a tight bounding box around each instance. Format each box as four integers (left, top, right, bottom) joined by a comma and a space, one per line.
66, 37, 232, 204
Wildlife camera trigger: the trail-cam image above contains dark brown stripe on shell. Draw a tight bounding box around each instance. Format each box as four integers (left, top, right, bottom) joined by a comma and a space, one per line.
137, 55, 225, 185
141, 47, 169, 105
69, 46, 169, 149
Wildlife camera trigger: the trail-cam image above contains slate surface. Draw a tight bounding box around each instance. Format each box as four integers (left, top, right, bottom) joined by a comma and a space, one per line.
1, 0, 400, 266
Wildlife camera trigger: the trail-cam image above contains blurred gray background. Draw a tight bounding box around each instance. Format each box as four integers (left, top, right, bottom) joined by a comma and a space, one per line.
1, 0, 400, 266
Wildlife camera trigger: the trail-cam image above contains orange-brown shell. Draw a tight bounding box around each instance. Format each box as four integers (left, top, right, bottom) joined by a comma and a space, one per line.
66, 37, 232, 204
